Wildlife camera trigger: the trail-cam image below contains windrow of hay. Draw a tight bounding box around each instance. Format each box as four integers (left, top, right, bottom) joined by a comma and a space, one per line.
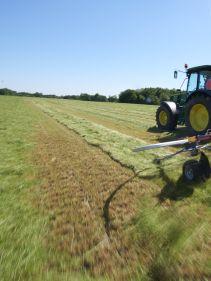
33, 100, 186, 181
1, 96, 210, 281
40, 98, 157, 141
33, 99, 211, 280
34, 112, 156, 280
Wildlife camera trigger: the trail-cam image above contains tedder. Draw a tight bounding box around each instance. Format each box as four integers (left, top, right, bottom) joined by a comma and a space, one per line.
133, 131, 211, 182
156, 64, 211, 134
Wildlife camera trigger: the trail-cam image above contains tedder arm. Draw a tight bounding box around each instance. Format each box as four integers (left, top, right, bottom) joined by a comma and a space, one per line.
132, 131, 211, 181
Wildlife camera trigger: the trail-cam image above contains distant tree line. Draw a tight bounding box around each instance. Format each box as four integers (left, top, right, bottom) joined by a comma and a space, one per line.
0, 88, 115, 102
63, 93, 117, 102
0, 87, 178, 105
118, 88, 178, 105
0, 88, 57, 99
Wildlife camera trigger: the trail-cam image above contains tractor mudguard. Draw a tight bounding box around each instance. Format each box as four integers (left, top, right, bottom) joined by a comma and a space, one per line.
160, 101, 178, 115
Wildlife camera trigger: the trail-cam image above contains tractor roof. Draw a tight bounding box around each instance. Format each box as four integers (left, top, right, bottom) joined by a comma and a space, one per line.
188, 65, 211, 74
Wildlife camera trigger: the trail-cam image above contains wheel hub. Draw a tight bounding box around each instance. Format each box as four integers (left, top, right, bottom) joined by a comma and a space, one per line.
159, 111, 168, 126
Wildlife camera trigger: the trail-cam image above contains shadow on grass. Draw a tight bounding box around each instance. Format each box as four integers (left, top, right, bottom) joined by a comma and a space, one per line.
147, 126, 163, 133
135, 166, 195, 202
103, 168, 150, 237
103, 164, 204, 236
156, 166, 195, 202
147, 126, 193, 143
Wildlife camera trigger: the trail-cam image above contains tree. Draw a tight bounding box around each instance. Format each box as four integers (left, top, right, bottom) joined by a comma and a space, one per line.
119, 89, 138, 103
91, 93, 107, 102
108, 95, 118, 102
80, 93, 91, 101
0, 88, 16, 96
136, 92, 145, 104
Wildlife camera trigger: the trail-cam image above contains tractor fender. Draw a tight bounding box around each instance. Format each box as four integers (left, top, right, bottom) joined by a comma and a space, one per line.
160, 101, 177, 115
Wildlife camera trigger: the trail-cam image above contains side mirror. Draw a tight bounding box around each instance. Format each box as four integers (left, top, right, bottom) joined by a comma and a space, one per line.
174, 71, 178, 79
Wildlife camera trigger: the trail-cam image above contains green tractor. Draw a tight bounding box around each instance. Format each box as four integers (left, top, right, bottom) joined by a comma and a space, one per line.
156, 65, 211, 134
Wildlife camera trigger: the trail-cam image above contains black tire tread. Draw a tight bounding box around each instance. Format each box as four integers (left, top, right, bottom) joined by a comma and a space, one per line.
156, 105, 177, 131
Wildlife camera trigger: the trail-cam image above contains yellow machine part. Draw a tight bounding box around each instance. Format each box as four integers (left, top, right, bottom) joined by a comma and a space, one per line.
159, 110, 168, 126
189, 104, 209, 132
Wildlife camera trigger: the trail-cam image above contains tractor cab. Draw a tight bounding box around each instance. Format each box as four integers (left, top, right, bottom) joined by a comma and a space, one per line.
187, 65, 211, 94
156, 65, 211, 134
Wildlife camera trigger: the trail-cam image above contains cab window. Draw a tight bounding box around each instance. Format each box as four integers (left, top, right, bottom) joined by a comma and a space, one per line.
199, 71, 211, 90
187, 73, 198, 92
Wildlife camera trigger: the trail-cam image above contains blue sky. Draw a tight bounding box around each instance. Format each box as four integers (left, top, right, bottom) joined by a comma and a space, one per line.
1, 0, 211, 96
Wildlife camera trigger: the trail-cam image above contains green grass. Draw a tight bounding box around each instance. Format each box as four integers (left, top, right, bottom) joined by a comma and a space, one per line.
33, 99, 185, 176
33, 98, 211, 280
1, 96, 211, 280
34, 98, 158, 140
0, 96, 48, 280
0, 96, 107, 281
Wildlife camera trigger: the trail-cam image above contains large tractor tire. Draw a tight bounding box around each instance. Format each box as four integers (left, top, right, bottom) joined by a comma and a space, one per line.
156, 102, 177, 130
185, 96, 211, 134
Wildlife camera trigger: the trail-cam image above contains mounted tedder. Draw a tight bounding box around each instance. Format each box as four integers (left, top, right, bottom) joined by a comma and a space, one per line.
133, 131, 211, 182
156, 65, 211, 134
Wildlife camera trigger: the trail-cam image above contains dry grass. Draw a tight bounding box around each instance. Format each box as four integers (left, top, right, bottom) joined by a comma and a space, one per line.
2, 96, 210, 280
33, 99, 184, 177
34, 113, 155, 280
32, 98, 211, 281
33, 98, 162, 142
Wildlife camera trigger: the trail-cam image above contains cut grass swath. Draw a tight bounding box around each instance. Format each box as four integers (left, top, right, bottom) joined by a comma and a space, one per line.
33, 98, 211, 280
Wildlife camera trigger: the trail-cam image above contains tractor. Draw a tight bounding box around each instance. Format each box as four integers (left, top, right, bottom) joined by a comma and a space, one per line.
156, 65, 211, 134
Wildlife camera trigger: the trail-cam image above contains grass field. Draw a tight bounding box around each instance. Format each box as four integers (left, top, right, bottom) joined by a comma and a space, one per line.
1, 96, 211, 281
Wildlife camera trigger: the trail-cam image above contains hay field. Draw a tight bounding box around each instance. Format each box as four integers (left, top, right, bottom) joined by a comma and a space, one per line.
0, 96, 211, 281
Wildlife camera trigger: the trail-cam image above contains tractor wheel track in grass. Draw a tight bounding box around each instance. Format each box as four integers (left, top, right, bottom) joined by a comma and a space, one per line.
34, 106, 151, 279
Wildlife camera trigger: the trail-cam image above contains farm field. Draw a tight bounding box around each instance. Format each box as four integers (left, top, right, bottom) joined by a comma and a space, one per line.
0, 95, 211, 281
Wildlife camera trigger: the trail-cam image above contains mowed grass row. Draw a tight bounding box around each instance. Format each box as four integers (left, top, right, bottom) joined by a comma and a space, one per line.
0, 96, 48, 281
33, 98, 185, 179
0, 96, 102, 281
32, 98, 211, 199
33, 109, 152, 281
0, 96, 159, 281
1, 96, 211, 280
33, 97, 211, 280
37, 98, 159, 141
1, 96, 156, 281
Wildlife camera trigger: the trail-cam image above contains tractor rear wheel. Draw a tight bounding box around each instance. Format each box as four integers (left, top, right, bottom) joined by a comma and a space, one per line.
156, 105, 177, 130
185, 96, 211, 134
